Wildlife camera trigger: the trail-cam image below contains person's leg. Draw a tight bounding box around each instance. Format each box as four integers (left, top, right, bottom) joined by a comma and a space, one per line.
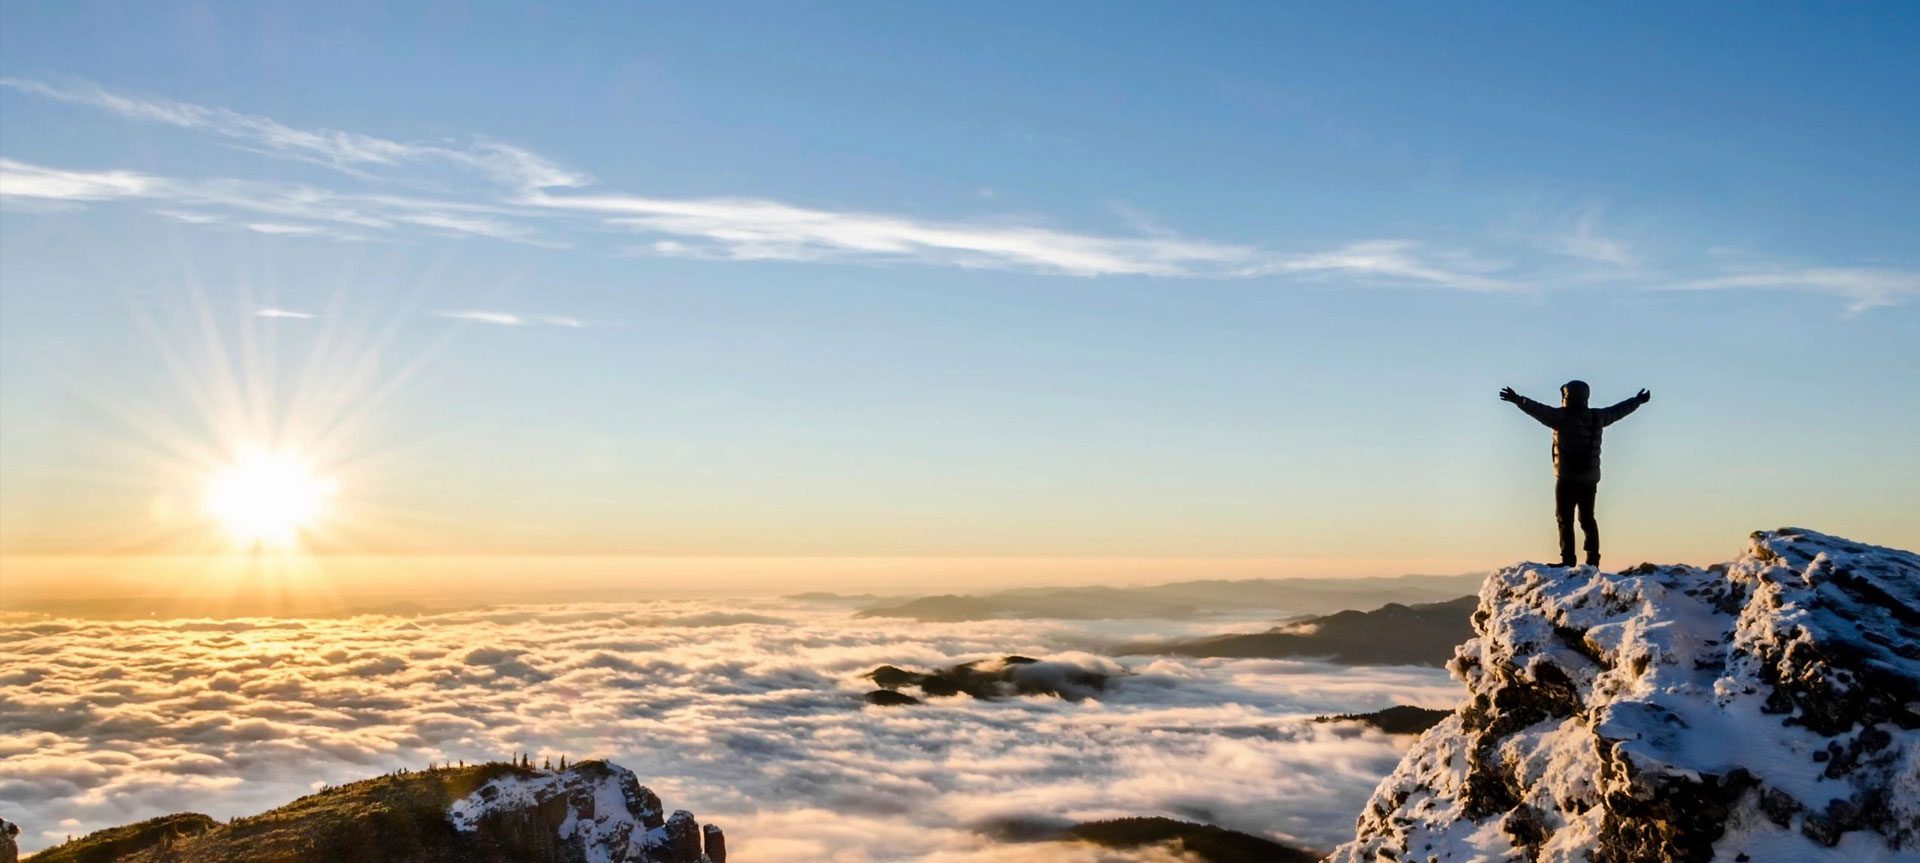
1580, 482, 1600, 567
1554, 479, 1577, 566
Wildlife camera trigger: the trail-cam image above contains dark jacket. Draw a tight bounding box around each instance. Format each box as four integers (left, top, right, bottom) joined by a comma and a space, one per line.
1512, 392, 1643, 483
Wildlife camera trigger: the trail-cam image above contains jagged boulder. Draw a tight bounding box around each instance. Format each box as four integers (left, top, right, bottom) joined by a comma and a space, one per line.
1329, 528, 1919, 863
651, 811, 703, 863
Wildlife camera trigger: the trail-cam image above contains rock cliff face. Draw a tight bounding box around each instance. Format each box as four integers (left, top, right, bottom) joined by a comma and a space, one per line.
1329, 528, 1919, 863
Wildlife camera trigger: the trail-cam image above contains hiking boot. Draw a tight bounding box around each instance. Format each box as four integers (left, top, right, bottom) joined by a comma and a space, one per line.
1585, 554, 1601, 568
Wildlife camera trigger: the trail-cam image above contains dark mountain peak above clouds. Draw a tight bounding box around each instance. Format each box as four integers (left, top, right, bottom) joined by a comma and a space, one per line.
852, 572, 1484, 621
1315, 705, 1452, 735
975, 815, 1321, 862
862, 654, 1117, 703
1331, 528, 1920, 862
1117, 595, 1477, 666
24, 760, 724, 863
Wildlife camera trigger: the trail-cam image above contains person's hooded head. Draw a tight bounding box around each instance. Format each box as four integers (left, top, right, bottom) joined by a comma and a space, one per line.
1561, 379, 1591, 409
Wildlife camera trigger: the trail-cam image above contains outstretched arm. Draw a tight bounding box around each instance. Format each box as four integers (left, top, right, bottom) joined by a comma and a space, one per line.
1596, 388, 1651, 426
1500, 387, 1560, 427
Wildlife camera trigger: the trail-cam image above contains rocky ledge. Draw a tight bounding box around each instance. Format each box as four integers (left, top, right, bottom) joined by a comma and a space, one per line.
1329, 528, 1918, 863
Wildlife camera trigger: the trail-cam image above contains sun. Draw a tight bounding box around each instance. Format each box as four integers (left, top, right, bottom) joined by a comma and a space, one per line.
204, 449, 338, 548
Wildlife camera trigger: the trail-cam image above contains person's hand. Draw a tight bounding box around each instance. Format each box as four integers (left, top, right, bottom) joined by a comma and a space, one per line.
1499, 387, 1519, 403
1637, 388, 1652, 403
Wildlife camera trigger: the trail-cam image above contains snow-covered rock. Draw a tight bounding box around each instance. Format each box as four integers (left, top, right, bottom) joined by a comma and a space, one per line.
450, 760, 726, 863
1329, 528, 1919, 863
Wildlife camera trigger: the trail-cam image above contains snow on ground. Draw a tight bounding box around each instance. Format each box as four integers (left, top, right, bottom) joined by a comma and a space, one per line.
1331, 529, 1920, 863
449, 761, 681, 863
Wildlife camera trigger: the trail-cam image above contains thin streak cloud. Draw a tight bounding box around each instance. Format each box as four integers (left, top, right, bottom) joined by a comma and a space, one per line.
433, 310, 587, 328
2, 77, 1914, 310
1251, 240, 1517, 293
0, 157, 560, 246
535, 190, 1260, 277
1670, 267, 1920, 313
0, 158, 155, 200
0, 77, 587, 191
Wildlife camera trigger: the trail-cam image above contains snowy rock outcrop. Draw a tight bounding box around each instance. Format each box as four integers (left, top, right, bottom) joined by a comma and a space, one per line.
1330, 528, 1919, 863
451, 760, 726, 863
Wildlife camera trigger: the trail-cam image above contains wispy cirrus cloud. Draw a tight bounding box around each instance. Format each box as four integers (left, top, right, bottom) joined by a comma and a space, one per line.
0, 77, 1526, 288
1542, 208, 1637, 268
536, 190, 1261, 277
433, 310, 586, 328
0, 157, 156, 200
4, 76, 1915, 310
539, 192, 1517, 290
0, 77, 586, 191
151, 208, 221, 224
1669, 266, 1920, 313
254, 308, 315, 319
245, 222, 329, 236
0, 156, 559, 246
1249, 239, 1517, 292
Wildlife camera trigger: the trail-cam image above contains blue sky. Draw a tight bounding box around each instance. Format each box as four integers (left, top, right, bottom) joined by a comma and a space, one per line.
1, 3, 1915, 581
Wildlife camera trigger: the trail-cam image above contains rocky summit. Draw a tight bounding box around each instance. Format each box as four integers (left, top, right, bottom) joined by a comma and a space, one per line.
25, 760, 723, 863
1329, 528, 1918, 863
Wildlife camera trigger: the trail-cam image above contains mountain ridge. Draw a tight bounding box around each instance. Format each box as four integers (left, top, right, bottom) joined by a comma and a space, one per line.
1117, 595, 1476, 666
852, 572, 1484, 621
23, 760, 723, 863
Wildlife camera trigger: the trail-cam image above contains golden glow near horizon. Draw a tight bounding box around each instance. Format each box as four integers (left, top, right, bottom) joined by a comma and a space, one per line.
203, 448, 338, 549
0, 258, 451, 610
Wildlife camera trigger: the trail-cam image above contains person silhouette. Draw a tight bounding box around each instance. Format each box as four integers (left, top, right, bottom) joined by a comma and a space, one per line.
1500, 381, 1650, 568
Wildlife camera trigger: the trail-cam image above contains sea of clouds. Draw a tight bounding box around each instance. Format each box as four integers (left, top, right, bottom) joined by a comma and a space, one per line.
0, 600, 1459, 859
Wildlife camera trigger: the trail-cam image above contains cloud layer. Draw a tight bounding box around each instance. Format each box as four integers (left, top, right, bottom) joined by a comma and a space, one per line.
0, 601, 1458, 858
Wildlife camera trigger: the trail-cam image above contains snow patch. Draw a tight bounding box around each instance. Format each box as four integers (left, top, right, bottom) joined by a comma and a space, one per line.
449, 760, 720, 863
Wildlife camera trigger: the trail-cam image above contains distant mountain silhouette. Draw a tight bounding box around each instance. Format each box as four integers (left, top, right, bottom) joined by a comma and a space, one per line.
854, 573, 1483, 621
782, 591, 900, 604
1116, 595, 1476, 666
